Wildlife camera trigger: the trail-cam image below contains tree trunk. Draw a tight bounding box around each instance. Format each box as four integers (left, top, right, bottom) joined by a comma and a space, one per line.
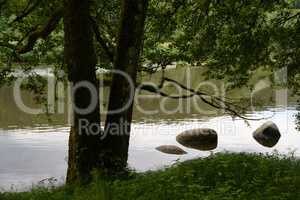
103, 0, 148, 172
64, 0, 102, 183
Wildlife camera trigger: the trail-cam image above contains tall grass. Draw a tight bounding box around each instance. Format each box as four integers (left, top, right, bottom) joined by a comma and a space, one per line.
1, 153, 300, 200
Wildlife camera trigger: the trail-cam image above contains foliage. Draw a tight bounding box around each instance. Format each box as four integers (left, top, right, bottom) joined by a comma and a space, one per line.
296, 101, 300, 131
0, 0, 63, 64
0, 1, 298, 69
1, 153, 300, 200
145, 0, 300, 89
0, 0, 299, 90
20, 73, 47, 104
0, 66, 15, 85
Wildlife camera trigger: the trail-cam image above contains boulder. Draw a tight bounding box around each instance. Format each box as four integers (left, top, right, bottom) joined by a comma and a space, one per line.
253, 121, 281, 148
155, 145, 187, 155
176, 128, 218, 151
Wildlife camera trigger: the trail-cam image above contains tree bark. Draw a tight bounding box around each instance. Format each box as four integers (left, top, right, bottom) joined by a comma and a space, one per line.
103, 0, 148, 172
64, 0, 148, 182
64, 0, 102, 183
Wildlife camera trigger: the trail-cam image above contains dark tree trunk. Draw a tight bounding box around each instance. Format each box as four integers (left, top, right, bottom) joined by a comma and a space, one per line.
64, 0, 148, 182
64, 0, 102, 183
103, 0, 148, 172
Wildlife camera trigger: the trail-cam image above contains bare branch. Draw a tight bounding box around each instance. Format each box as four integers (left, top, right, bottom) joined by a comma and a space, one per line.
140, 84, 195, 99
163, 77, 207, 95
162, 77, 267, 121
140, 76, 269, 122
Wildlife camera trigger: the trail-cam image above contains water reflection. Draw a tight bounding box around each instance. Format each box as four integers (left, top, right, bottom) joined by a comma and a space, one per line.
0, 67, 298, 191
0, 107, 299, 191
0, 67, 296, 128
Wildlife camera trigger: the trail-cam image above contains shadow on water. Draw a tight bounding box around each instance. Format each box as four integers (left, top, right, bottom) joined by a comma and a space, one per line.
0, 67, 298, 128
0, 67, 299, 191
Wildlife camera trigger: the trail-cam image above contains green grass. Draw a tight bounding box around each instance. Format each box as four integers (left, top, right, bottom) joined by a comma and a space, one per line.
1, 153, 300, 200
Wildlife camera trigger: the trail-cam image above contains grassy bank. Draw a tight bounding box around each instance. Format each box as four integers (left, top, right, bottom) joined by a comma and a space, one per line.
1, 153, 300, 200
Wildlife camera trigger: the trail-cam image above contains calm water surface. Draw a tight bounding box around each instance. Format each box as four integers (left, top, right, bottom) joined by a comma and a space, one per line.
0, 107, 299, 191
0, 67, 299, 191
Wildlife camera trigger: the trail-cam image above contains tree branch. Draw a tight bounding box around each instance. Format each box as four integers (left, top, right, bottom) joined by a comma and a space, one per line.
95, 14, 117, 41
140, 84, 195, 99
11, 0, 40, 24
285, 12, 300, 22
0, 0, 6, 11
140, 76, 269, 122
89, 16, 115, 63
16, 9, 63, 54
277, 11, 300, 25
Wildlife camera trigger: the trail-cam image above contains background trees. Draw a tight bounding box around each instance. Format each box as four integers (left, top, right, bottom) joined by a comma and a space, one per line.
1, 0, 299, 85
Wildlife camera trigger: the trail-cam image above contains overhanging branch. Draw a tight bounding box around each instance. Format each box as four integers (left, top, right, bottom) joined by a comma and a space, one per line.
277, 11, 300, 25
140, 76, 269, 122
16, 9, 63, 54
11, 0, 40, 24
285, 12, 300, 22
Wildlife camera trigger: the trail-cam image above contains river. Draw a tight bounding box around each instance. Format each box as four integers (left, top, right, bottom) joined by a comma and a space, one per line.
0, 67, 299, 191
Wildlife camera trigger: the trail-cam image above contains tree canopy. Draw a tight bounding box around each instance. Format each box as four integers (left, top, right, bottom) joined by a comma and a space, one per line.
0, 0, 299, 89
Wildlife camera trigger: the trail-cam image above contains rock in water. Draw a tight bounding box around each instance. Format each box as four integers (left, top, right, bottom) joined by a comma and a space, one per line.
155, 145, 187, 155
253, 121, 281, 148
176, 129, 218, 151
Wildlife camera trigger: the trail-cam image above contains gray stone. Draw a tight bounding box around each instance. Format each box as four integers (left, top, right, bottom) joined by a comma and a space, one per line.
253, 121, 281, 148
155, 145, 187, 155
176, 128, 218, 151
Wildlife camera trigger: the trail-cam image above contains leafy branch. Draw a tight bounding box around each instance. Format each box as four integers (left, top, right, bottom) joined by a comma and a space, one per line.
10, 0, 40, 24
16, 9, 63, 54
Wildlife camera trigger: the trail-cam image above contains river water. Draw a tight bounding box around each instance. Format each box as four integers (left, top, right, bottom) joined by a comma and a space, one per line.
0, 67, 299, 191
0, 107, 299, 191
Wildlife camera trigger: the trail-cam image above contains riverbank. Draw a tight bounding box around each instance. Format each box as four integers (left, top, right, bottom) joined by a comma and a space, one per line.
1, 153, 300, 200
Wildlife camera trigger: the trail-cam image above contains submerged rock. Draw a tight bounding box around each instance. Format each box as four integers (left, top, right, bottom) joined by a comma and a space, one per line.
155, 145, 187, 155
176, 129, 218, 151
253, 121, 281, 148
